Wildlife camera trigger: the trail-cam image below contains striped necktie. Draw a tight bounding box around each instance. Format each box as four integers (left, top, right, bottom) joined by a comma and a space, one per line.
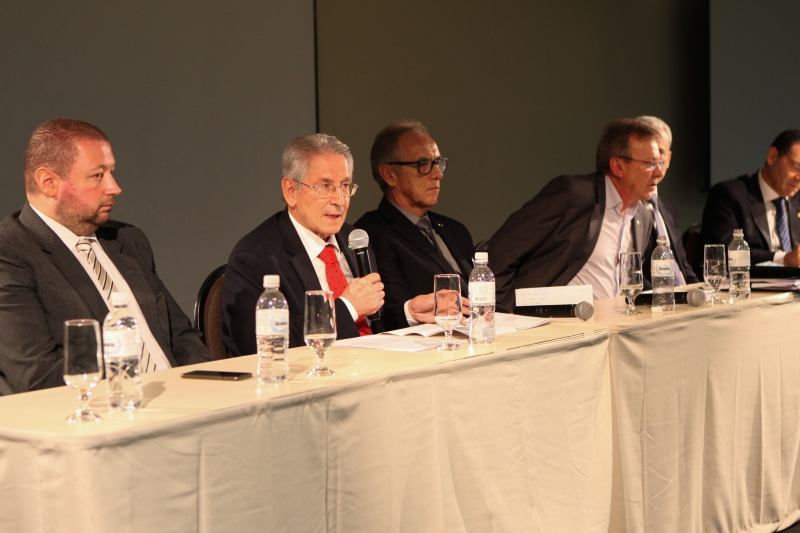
75, 238, 161, 372
772, 198, 793, 252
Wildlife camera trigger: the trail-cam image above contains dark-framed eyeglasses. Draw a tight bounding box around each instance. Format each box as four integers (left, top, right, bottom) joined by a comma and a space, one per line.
387, 158, 448, 176
615, 157, 664, 172
295, 180, 358, 199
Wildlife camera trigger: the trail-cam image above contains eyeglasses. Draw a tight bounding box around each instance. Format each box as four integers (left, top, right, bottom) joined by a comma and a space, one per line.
616, 157, 664, 172
295, 180, 358, 199
387, 158, 448, 175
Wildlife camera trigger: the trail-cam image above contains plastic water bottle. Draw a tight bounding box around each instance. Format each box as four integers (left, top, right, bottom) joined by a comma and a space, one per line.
103, 292, 143, 411
256, 275, 289, 382
469, 252, 496, 343
728, 228, 751, 302
650, 235, 675, 311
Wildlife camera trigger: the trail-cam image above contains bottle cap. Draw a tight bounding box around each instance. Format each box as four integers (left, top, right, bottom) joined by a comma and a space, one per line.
656, 235, 668, 244
110, 292, 130, 306
474, 252, 488, 262
733, 228, 743, 237
263, 275, 280, 288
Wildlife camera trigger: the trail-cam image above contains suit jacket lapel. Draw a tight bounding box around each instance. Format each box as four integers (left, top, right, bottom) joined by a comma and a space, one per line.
378, 198, 455, 275
555, 174, 605, 285
745, 175, 771, 245
336, 232, 360, 276
19, 204, 109, 320
279, 210, 324, 292
96, 231, 169, 353
428, 212, 473, 275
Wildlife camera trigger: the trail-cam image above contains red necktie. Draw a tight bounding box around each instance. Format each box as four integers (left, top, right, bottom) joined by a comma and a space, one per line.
318, 245, 372, 336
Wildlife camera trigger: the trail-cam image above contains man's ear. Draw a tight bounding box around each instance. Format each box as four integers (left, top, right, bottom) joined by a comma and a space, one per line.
33, 167, 61, 198
282, 177, 298, 208
607, 157, 624, 180
379, 164, 398, 188
766, 146, 779, 166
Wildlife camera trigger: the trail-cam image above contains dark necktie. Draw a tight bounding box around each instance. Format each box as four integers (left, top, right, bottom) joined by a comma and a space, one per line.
416, 217, 462, 277
318, 245, 371, 336
773, 198, 792, 252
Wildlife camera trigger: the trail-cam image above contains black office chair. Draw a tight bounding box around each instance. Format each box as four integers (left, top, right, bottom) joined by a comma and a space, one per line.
681, 222, 702, 280
194, 264, 228, 360
474, 239, 490, 253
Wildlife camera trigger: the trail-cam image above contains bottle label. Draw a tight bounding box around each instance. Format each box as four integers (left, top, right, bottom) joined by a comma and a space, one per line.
651, 260, 674, 277
728, 250, 750, 267
469, 281, 495, 304
256, 309, 289, 335
103, 329, 141, 357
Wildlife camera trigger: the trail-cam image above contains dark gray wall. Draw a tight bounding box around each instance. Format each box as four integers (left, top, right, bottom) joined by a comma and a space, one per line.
0, 1, 316, 316
317, 0, 710, 244
711, 0, 800, 183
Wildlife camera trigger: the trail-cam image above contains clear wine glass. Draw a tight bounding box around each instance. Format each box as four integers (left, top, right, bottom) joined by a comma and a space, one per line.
704, 244, 728, 305
63, 319, 103, 423
619, 252, 643, 316
434, 274, 462, 351
304, 290, 337, 377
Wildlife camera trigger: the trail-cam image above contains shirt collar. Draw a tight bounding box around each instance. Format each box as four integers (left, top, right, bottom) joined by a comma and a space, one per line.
28, 204, 97, 249
387, 197, 429, 226
287, 210, 339, 261
758, 170, 782, 203
604, 175, 639, 216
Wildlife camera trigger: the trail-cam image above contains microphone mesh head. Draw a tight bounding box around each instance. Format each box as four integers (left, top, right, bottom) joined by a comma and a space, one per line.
687, 288, 707, 307
348, 229, 369, 250
575, 301, 594, 321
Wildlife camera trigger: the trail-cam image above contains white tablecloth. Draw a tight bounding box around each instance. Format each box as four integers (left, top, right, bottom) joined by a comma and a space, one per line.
0, 324, 611, 533
593, 292, 800, 533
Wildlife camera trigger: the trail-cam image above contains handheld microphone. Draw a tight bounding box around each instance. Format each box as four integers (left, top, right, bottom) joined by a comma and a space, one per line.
513, 301, 594, 321
634, 288, 707, 307
347, 229, 382, 323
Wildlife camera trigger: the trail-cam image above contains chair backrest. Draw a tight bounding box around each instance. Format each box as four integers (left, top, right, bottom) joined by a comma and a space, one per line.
194, 265, 228, 360
681, 222, 702, 280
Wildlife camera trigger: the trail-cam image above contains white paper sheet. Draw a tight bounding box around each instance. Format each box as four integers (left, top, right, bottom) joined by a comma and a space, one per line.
333, 335, 451, 351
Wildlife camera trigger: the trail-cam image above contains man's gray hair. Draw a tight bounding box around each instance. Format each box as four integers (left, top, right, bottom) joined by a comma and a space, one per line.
636, 115, 672, 148
281, 133, 353, 183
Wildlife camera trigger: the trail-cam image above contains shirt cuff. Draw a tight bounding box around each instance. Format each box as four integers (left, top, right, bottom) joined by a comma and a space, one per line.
403, 300, 420, 327
773, 251, 787, 265
339, 297, 359, 321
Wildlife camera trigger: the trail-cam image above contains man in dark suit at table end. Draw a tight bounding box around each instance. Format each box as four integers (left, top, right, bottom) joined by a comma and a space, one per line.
488, 118, 659, 310
222, 134, 438, 355
0, 119, 212, 396
701, 129, 800, 266
636, 115, 699, 288
355, 121, 474, 330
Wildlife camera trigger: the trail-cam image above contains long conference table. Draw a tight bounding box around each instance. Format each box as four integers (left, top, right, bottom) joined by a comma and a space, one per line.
0, 290, 799, 532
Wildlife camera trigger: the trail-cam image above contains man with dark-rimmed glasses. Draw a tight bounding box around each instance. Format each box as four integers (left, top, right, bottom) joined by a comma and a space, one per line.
356, 121, 475, 331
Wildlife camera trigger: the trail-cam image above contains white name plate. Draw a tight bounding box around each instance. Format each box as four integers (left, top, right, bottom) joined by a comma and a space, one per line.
515, 285, 594, 307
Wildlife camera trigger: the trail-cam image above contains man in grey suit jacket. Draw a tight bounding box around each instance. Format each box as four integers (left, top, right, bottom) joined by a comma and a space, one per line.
0, 119, 212, 396
489, 119, 660, 310
701, 130, 800, 267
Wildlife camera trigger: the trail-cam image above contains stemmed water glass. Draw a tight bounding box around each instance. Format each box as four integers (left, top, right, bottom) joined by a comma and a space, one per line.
304, 290, 337, 377
63, 319, 103, 423
704, 244, 728, 305
434, 274, 462, 351
619, 252, 643, 316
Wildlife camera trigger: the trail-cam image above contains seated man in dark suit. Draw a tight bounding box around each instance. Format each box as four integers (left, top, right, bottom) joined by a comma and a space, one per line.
636, 116, 699, 287
222, 134, 437, 355
355, 121, 474, 330
0, 119, 212, 396
701, 130, 800, 266
489, 119, 659, 310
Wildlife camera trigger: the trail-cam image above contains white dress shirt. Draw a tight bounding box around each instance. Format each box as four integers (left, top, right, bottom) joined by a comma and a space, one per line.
287, 212, 359, 320
758, 171, 788, 264
568, 175, 638, 299
29, 205, 171, 369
